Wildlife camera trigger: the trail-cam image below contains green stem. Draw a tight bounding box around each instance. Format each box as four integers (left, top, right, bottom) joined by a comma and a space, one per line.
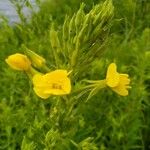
25, 67, 41, 79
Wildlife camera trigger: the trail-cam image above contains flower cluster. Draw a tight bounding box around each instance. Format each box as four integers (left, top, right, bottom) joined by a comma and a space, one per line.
5, 50, 71, 99
5, 50, 131, 99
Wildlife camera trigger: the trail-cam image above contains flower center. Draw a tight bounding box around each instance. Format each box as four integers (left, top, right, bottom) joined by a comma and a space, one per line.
52, 83, 62, 89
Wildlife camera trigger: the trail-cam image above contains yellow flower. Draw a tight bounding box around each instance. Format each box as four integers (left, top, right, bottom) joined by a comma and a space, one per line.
32, 70, 71, 99
105, 63, 131, 96
5, 53, 31, 71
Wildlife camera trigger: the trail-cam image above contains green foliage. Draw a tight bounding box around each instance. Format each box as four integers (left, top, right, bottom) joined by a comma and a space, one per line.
0, 0, 150, 150
49, 0, 114, 76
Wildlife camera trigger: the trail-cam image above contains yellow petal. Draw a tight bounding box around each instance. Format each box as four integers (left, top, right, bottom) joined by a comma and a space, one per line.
44, 70, 68, 80
119, 74, 130, 85
33, 74, 50, 88
33, 87, 50, 99
106, 63, 120, 87
43, 69, 71, 95
63, 77, 71, 94
32, 74, 43, 86
111, 74, 130, 96
44, 77, 71, 95
112, 86, 129, 96
5, 53, 31, 71
44, 89, 66, 95
33, 74, 50, 99
32, 74, 43, 85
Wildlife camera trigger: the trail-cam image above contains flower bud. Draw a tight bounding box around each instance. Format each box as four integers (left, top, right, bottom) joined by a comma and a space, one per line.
5, 53, 31, 71
25, 48, 46, 68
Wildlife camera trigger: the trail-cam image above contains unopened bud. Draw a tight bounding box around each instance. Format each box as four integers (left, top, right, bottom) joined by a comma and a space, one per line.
25, 48, 46, 68
5, 53, 31, 71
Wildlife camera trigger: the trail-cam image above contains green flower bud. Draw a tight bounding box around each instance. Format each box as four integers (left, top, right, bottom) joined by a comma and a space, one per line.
25, 48, 46, 69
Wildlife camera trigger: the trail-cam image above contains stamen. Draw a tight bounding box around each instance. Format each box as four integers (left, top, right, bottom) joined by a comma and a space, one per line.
52, 83, 62, 89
